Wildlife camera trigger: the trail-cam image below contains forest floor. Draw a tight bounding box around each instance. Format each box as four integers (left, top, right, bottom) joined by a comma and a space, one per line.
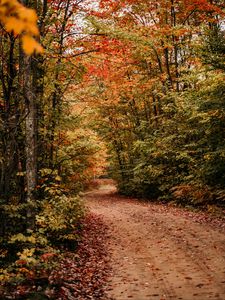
85, 179, 225, 300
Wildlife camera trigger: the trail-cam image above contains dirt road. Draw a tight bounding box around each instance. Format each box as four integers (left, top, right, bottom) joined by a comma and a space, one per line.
85, 181, 225, 300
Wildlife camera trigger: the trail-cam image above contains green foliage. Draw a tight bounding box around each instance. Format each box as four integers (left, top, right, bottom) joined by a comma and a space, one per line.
96, 22, 225, 208
37, 195, 85, 246
201, 26, 225, 71
0, 193, 84, 291
109, 73, 225, 205
56, 129, 104, 193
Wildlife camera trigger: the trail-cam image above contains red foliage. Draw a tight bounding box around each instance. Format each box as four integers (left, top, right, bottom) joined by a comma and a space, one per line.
41, 253, 57, 261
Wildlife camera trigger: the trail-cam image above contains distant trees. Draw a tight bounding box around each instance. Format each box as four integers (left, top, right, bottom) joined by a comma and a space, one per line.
82, 0, 225, 205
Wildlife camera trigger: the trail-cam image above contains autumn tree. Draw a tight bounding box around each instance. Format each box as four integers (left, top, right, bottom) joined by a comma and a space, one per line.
80, 0, 225, 201
0, 1, 107, 295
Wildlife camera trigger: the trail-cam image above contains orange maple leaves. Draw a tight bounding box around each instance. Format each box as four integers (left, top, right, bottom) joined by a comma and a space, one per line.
0, 0, 43, 55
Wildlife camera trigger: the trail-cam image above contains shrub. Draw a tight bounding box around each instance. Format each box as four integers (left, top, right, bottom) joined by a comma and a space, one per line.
36, 195, 85, 249
171, 184, 214, 207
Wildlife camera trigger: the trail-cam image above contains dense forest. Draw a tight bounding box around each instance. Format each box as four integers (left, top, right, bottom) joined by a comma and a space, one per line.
0, 0, 225, 298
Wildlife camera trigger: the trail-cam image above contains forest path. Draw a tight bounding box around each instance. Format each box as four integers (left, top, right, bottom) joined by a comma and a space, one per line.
85, 180, 225, 300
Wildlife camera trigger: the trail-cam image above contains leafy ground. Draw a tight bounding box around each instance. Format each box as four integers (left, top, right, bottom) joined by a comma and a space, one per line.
0, 214, 111, 300
45, 214, 111, 300
86, 180, 225, 300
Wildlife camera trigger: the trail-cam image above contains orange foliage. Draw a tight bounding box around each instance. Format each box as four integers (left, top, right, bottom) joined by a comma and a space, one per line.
0, 0, 43, 55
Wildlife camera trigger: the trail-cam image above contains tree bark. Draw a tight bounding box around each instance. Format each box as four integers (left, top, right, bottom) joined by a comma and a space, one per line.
23, 53, 37, 229
21, 0, 37, 229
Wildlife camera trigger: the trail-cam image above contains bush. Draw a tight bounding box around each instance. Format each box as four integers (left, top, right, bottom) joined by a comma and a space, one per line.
171, 184, 214, 207
36, 195, 85, 249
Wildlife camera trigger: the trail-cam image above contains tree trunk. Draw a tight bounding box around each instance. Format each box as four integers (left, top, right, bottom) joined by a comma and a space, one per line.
19, 0, 37, 229
24, 54, 37, 229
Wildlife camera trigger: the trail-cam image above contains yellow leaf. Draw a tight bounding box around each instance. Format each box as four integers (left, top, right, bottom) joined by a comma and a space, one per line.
18, 7, 37, 23
55, 175, 62, 181
0, 6, 7, 16
0, 1, 39, 36
22, 35, 44, 55
26, 22, 39, 36
4, 17, 25, 35
0, 0, 43, 55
